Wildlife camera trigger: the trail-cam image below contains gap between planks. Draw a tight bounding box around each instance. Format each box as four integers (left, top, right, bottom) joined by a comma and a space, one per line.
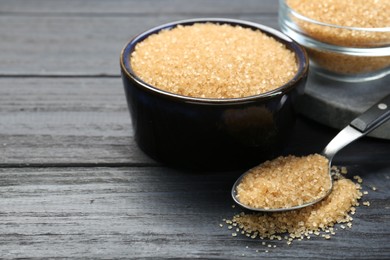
0, 162, 160, 169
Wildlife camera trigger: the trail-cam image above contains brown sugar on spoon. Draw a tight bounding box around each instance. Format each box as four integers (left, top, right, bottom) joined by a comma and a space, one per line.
235, 154, 332, 209
229, 176, 362, 242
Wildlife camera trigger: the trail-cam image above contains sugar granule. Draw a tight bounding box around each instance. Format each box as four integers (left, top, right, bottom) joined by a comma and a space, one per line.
131, 23, 298, 99
286, 0, 390, 29
228, 177, 362, 241
286, 0, 390, 74
236, 154, 331, 209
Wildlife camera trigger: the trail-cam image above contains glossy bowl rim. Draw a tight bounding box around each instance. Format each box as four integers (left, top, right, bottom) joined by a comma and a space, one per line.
280, 0, 390, 32
120, 18, 308, 104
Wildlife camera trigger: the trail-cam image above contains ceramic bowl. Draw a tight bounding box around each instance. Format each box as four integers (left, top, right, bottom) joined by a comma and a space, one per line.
279, 0, 390, 82
120, 18, 308, 170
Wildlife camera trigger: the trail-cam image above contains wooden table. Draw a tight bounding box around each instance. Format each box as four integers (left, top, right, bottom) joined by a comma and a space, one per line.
1, 0, 389, 258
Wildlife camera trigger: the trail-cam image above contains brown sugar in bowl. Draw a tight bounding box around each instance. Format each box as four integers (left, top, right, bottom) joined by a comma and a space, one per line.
120, 18, 309, 170
279, 0, 390, 82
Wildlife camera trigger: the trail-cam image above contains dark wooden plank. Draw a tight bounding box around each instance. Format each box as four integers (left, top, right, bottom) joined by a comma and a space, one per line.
0, 165, 389, 259
0, 15, 278, 76
0, 0, 278, 14
1, 0, 389, 259
0, 77, 154, 165
1, 78, 389, 166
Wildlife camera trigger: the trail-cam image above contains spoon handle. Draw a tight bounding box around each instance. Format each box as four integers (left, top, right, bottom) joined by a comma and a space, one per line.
322, 94, 390, 161
350, 94, 390, 134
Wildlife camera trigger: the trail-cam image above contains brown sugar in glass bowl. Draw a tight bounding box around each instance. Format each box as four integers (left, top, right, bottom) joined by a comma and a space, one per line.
279, 0, 390, 82
120, 18, 309, 170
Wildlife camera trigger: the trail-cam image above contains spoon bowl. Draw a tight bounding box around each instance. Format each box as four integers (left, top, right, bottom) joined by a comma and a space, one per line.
232, 94, 390, 212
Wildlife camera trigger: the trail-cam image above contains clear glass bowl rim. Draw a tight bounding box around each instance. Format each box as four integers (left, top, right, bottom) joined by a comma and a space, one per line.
280, 0, 390, 32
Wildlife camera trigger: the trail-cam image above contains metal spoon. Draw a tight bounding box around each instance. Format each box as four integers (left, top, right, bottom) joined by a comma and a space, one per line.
232, 94, 390, 212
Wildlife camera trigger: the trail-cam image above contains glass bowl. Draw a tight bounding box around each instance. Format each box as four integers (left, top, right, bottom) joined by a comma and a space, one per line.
279, 0, 390, 82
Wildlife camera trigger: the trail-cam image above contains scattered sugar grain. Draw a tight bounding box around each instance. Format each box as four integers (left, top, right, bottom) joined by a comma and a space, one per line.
131, 23, 298, 99
331, 165, 338, 172
227, 176, 361, 243
353, 175, 363, 184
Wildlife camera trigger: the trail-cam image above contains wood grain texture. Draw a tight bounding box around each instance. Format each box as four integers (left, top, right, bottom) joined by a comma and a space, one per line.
0, 166, 389, 259
0, 77, 156, 165
1, 78, 389, 166
0, 0, 278, 14
0, 3, 278, 76
1, 0, 390, 258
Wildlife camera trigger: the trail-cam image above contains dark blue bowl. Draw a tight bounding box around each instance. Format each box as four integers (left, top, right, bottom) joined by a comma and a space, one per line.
120, 18, 308, 170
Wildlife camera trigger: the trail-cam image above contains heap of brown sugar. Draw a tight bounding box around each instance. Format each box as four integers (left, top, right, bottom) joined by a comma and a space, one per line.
131, 23, 298, 99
